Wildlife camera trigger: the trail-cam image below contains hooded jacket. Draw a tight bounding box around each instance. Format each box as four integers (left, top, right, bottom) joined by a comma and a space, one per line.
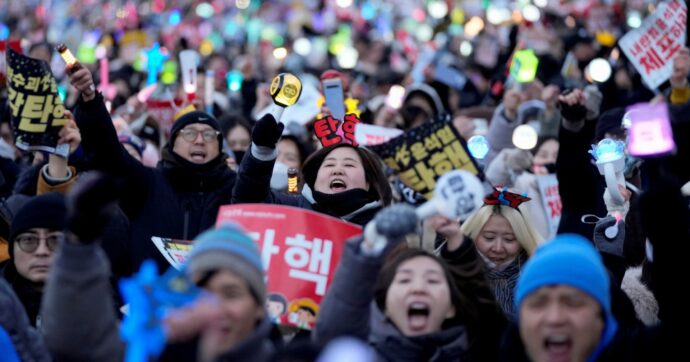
74, 93, 236, 274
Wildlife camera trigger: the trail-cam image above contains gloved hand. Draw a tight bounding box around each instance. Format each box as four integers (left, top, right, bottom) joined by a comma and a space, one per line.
66, 172, 121, 243
363, 204, 419, 255
252, 114, 284, 149
504, 148, 532, 173
558, 89, 588, 122
593, 216, 626, 257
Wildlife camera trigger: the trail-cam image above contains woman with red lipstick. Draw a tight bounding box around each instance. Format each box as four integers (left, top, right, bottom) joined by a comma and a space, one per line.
232, 114, 392, 226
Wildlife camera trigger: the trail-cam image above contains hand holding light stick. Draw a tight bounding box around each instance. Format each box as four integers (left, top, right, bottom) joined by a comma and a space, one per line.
415, 170, 485, 222
268, 72, 302, 121
57, 43, 96, 97
590, 138, 627, 205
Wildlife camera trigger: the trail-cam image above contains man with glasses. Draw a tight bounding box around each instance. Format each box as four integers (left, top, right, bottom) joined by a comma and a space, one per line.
66, 66, 236, 276
0, 192, 66, 328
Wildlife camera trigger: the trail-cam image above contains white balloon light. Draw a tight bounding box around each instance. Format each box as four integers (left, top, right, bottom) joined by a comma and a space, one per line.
336, 46, 359, 69
428, 0, 449, 19
272, 47, 288, 60
522, 4, 541, 22
512, 125, 538, 150
293, 37, 312, 56
587, 58, 612, 83
460, 40, 473, 57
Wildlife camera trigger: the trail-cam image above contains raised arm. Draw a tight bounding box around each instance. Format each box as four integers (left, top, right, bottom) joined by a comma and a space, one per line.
68, 66, 151, 212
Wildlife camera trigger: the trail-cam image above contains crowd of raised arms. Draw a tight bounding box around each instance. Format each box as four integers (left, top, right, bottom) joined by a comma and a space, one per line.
0, 1, 688, 361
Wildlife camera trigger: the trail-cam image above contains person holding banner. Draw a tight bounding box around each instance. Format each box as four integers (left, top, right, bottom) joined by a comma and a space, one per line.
67, 65, 236, 274
460, 189, 543, 319
233, 113, 391, 226
315, 205, 507, 362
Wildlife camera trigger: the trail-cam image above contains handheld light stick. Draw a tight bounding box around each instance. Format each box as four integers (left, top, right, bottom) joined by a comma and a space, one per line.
268, 72, 302, 121
604, 211, 622, 239
590, 138, 626, 205
204, 69, 214, 114
415, 170, 485, 222
512, 124, 538, 150
467, 135, 490, 160
179, 49, 200, 102
57, 43, 96, 95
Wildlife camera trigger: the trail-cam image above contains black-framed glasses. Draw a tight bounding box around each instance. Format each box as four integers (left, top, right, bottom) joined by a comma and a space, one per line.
179, 128, 220, 142
15, 232, 64, 253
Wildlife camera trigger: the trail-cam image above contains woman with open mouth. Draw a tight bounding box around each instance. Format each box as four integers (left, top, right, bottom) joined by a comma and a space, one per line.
314, 205, 507, 361
232, 114, 392, 226
460, 189, 543, 320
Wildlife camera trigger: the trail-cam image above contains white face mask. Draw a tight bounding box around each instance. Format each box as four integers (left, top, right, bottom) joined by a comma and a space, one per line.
270, 161, 290, 191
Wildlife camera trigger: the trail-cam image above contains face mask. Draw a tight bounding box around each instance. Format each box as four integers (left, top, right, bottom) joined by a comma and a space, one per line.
270, 161, 290, 191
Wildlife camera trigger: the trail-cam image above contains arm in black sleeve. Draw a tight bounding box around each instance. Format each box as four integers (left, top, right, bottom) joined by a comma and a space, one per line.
231, 146, 276, 204
73, 92, 150, 212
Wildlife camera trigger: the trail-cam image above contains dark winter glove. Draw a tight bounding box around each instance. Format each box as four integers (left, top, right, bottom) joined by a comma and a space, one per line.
363, 204, 420, 255
66, 172, 121, 243
558, 97, 587, 122
593, 216, 626, 257
252, 114, 284, 148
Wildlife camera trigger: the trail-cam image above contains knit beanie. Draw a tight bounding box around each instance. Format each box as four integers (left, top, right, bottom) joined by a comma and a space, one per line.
186, 223, 265, 304
595, 107, 626, 140
8, 193, 67, 259
515, 234, 618, 361
168, 111, 223, 152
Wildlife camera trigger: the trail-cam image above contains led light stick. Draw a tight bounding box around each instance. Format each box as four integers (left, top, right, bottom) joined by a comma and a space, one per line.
590, 138, 626, 205
145, 43, 168, 86
57, 43, 96, 95
204, 69, 214, 114
179, 49, 200, 102
268, 72, 302, 121
467, 135, 490, 160
415, 170, 485, 221
626, 102, 675, 158
287, 168, 299, 194
512, 124, 538, 150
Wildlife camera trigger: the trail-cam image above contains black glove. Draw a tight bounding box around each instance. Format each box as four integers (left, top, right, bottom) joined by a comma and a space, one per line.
593, 216, 625, 257
252, 114, 284, 148
558, 89, 588, 122
66, 172, 121, 243
374, 204, 420, 242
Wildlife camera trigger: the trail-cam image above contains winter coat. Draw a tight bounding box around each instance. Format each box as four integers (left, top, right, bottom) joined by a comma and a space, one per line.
0, 261, 43, 328
232, 150, 382, 226
315, 238, 505, 361
41, 242, 124, 362
498, 162, 687, 361
0, 276, 50, 362
74, 93, 236, 274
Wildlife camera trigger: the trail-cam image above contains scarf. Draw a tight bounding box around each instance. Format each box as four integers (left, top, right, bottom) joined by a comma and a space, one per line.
160, 148, 233, 192
311, 188, 377, 217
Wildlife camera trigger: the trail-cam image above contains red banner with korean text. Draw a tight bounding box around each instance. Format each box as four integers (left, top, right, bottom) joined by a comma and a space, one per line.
619, 0, 687, 89
216, 204, 362, 330
368, 120, 480, 200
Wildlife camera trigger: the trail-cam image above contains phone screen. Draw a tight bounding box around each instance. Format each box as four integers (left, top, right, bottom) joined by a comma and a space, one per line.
322, 78, 346, 121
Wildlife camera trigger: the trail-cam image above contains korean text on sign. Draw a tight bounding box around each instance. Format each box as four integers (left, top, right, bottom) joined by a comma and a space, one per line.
619, 0, 687, 89
370, 121, 479, 200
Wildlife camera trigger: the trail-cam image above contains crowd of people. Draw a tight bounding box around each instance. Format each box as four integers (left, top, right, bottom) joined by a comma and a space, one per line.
0, 0, 688, 361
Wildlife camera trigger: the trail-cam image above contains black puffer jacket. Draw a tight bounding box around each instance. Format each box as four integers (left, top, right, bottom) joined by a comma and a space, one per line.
0, 276, 50, 361
74, 93, 236, 274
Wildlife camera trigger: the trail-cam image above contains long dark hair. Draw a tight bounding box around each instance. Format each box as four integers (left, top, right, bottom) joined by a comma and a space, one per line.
302, 143, 392, 206
373, 247, 481, 335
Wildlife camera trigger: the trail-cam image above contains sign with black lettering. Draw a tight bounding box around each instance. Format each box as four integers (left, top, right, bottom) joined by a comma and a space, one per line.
7, 47, 69, 156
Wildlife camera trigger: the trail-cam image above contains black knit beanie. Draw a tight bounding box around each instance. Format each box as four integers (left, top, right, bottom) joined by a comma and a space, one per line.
168, 111, 223, 152
9, 193, 67, 259
595, 107, 627, 141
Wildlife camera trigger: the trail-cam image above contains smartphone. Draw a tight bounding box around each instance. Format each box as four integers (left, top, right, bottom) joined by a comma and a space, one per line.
626, 102, 675, 157
385, 85, 406, 110
322, 78, 346, 121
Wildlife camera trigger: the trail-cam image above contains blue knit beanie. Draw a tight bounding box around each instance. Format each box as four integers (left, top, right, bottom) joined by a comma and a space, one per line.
515, 234, 618, 361
187, 223, 265, 303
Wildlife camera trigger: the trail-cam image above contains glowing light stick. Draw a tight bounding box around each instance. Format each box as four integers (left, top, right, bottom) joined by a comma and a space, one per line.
269, 72, 302, 121
204, 69, 214, 114
145, 43, 168, 86
589, 138, 626, 205
626, 102, 675, 158
604, 212, 622, 239
415, 170, 485, 222
287, 168, 299, 194
179, 50, 200, 101
57, 43, 95, 94
512, 124, 538, 150
467, 135, 490, 159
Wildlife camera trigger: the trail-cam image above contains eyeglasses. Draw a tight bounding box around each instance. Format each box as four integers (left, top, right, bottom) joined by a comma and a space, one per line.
179, 128, 220, 143
15, 232, 64, 253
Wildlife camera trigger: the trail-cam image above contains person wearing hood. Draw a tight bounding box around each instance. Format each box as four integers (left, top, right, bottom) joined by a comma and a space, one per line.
399, 83, 447, 130
67, 66, 236, 274
314, 205, 507, 361
232, 113, 391, 226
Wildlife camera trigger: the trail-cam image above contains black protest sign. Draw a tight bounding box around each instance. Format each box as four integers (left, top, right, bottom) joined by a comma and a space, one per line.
368, 121, 480, 200
7, 47, 70, 156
